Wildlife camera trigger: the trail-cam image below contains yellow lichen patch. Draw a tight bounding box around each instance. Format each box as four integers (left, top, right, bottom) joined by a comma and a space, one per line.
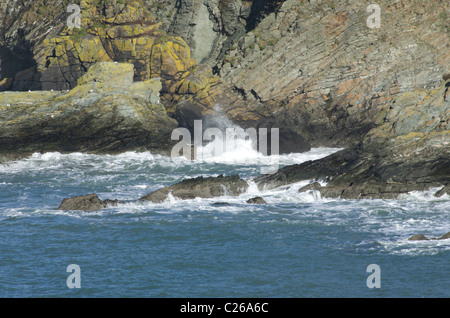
151, 39, 196, 77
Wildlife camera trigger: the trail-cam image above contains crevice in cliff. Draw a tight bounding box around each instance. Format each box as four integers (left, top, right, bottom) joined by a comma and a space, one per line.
250, 88, 263, 103
245, 0, 286, 31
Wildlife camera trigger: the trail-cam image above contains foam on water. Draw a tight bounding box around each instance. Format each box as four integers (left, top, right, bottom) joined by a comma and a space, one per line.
0, 147, 341, 174
1, 138, 448, 260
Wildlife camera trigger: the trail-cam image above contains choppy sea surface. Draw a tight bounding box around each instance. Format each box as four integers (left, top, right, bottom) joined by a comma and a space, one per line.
0, 144, 449, 298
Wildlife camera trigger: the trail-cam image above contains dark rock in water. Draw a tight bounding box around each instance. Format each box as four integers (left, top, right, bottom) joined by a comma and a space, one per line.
213, 202, 230, 206
298, 182, 322, 193
246, 197, 267, 204
58, 194, 107, 211
408, 232, 450, 241
408, 234, 429, 241
434, 184, 450, 197
140, 175, 249, 203
254, 148, 359, 191
58, 194, 122, 211
103, 199, 120, 207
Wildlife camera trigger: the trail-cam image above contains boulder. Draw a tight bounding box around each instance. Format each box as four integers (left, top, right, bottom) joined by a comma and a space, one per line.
407, 232, 450, 241
140, 175, 249, 203
58, 194, 106, 211
434, 184, 450, 197
408, 234, 429, 241
246, 197, 267, 204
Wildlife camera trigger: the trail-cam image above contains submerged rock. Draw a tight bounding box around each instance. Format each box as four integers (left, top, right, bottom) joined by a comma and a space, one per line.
246, 197, 267, 204
213, 202, 230, 206
140, 175, 249, 203
59, 194, 103, 211
407, 232, 450, 241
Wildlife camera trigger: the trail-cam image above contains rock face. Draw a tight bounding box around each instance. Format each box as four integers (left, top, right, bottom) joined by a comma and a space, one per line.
140, 174, 249, 202
58, 193, 118, 211
0, 61, 177, 159
217, 0, 449, 149
317, 79, 450, 199
0, 0, 231, 122
2, 0, 291, 154
256, 78, 449, 199
1, 1, 449, 199
151, 0, 285, 65
1, 0, 312, 157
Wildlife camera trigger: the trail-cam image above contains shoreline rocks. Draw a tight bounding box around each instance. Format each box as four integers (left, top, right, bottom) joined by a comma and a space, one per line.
140, 174, 249, 203
58, 175, 250, 210
254, 77, 450, 199
2, 1, 449, 203
0, 62, 178, 160
246, 197, 267, 204
58, 194, 119, 211
408, 232, 450, 241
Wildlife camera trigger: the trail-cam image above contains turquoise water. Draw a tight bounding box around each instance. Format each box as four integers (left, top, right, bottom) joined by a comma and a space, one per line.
0, 150, 449, 298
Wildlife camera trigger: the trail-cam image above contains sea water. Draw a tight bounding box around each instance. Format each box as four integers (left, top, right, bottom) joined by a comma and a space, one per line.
0, 145, 449, 298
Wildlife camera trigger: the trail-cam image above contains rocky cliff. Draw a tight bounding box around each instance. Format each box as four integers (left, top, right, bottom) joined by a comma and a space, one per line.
0, 0, 449, 198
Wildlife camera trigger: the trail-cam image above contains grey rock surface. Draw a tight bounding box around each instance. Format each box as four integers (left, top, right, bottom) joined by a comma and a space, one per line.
140, 174, 249, 202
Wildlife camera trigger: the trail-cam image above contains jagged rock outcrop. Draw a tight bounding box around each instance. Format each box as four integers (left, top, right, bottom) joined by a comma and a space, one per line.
3, 0, 196, 91
0, 0, 313, 154
140, 174, 249, 203
217, 0, 449, 148
0, 0, 230, 121
408, 232, 450, 241
0, 61, 177, 160
1, 1, 449, 199
255, 78, 450, 199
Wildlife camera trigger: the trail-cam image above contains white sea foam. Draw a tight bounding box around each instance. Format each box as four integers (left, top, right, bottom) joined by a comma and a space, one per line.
378, 237, 450, 256
0, 146, 341, 177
